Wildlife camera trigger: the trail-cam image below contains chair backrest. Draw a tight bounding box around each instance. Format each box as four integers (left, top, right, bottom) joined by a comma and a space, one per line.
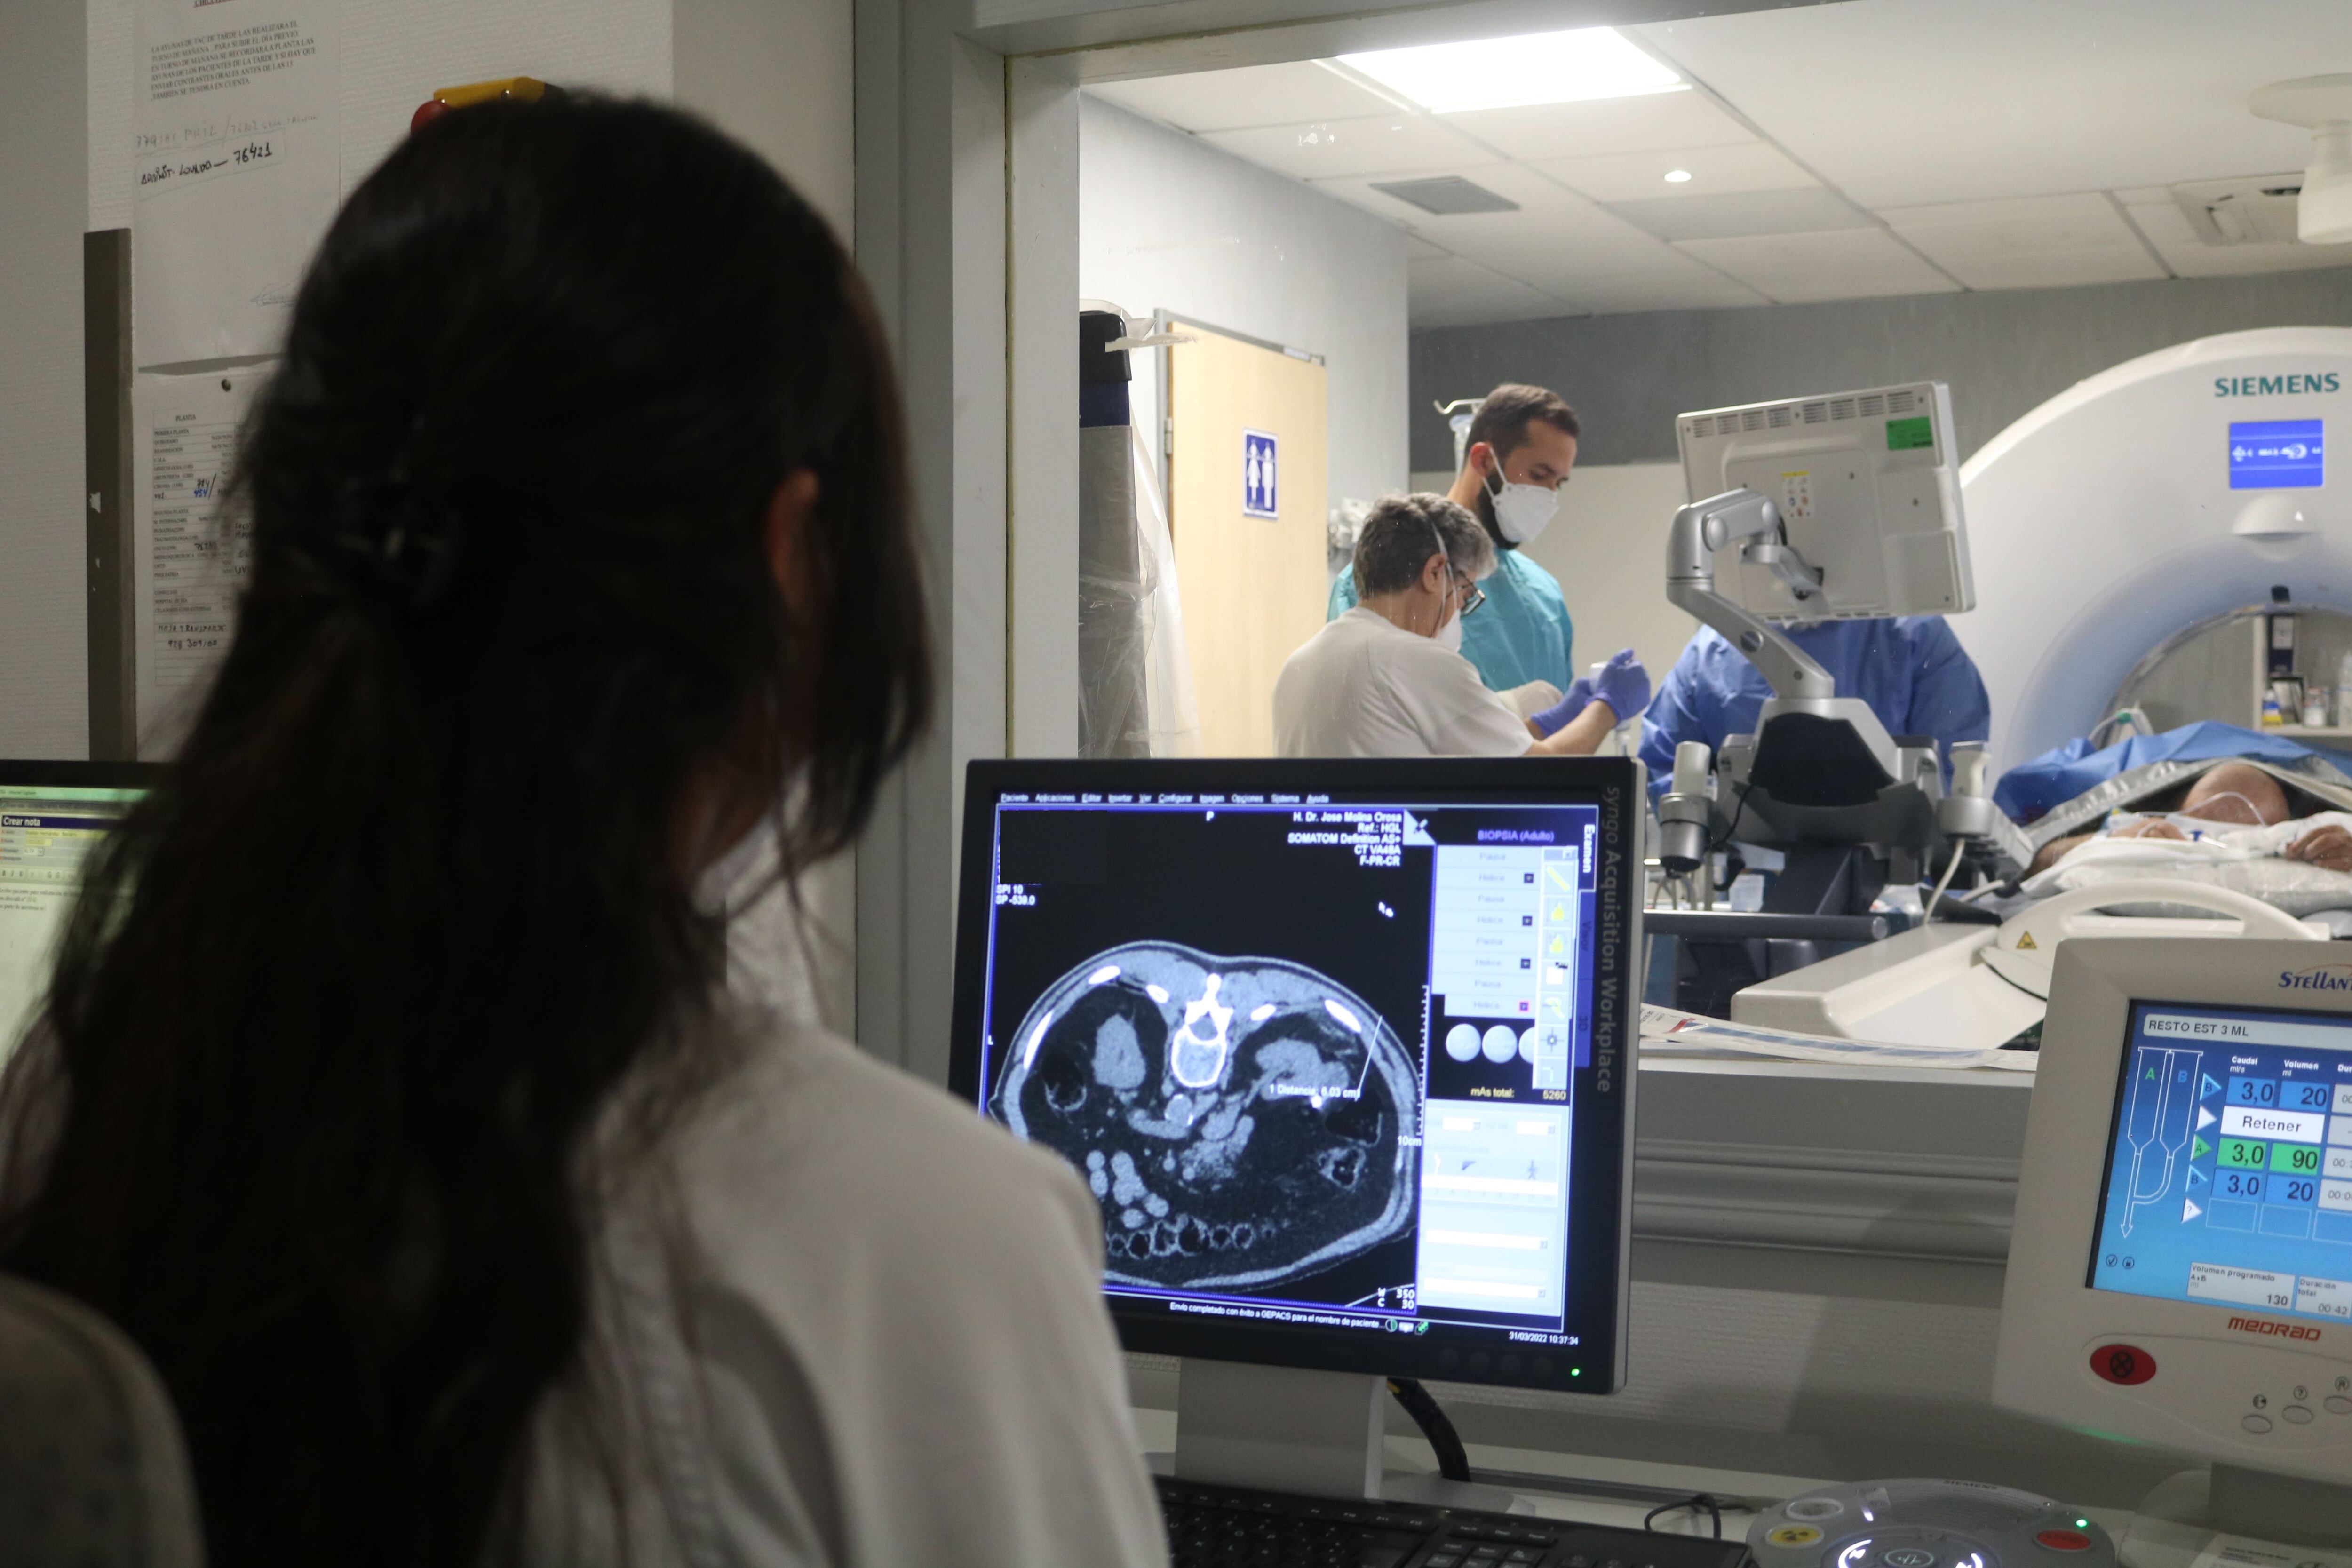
0, 1273, 204, 1568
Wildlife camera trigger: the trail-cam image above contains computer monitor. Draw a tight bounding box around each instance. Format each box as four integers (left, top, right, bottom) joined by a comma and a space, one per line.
1676, 381, 1972, 623
947, 758, 1645, 1409
0, 762, 158, 1064
1995, 938, 2352, 1542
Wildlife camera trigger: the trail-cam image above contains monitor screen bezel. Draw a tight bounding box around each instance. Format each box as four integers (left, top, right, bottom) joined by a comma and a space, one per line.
0, 760, 165, 792
1993, 938, 2352, 1480
947, 756, 1645, 1395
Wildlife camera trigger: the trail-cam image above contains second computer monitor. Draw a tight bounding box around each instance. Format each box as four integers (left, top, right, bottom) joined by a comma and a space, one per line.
1677, 381, 1973, 624
946, 757, 1645, 1393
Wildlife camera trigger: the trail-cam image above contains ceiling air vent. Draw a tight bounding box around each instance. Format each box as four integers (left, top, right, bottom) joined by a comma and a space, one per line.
1370, 175, 1520, 216
2173, 175, 2305, 245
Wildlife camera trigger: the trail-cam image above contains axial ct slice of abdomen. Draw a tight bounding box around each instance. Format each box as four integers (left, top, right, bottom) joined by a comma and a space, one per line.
993, 941, 1418, 1293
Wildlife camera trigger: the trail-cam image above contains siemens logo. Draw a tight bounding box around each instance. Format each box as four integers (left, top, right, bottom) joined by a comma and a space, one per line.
2229, 1316, 2323, 1341
2216, 373, 2341, 397
2280, 965, 2352, 990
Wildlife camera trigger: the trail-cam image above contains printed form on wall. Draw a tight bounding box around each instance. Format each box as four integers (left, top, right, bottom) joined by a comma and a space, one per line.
133, 0, 339, 366
134, 372, 258, 755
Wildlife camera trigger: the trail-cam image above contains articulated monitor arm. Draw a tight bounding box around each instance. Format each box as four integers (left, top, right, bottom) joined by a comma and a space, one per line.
1665, 489, 1835, 702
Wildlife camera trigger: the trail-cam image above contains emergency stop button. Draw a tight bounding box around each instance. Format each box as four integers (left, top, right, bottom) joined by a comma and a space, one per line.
2090, 1345, 2156, 1385
2035, 1531, 2093, 1553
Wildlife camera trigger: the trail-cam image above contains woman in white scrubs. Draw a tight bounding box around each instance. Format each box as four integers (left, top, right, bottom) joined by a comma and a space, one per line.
1274, 493, 1648, 758
0, 99, 1161, 1567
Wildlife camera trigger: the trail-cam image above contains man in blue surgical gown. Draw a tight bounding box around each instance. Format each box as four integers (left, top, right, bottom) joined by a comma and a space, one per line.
1637, 617, 1990, 797
1327, 384, 1584, 694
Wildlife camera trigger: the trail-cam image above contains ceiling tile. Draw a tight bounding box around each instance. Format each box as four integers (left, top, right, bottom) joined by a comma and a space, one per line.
1550, 262, 1772, 314
1878, 192, 2138, 253
1674, 228, 1962, 303
1609, 187, 1875, 242
1930, 248, 2168, 289
1083, 62, 1398, 134
1199, 114, 1495, 181
1631, 0, 2352, 208
1438, 90, 1756, 162
1407, 256, 1577, 328
1532, 141, 1819, 205
2122, 199, 2352, 279
1875, 191, 2167, 287
1316, 164, 1679, 277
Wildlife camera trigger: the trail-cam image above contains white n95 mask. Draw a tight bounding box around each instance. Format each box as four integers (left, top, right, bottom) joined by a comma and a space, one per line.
1487, 471, 1560, 546
1433, 604, 1464, 653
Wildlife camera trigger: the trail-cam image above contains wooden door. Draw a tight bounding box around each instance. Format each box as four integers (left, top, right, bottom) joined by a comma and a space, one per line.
1166, 320, 1328, 756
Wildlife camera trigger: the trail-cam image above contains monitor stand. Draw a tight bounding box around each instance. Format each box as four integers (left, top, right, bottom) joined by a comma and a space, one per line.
1173, 1358, 1522, 1513
2122, 1465, 2352, 1567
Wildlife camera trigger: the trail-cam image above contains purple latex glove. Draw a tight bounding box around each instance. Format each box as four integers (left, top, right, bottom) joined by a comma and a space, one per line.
1590, 648, 1652, 722
1529, 676, 1595, 738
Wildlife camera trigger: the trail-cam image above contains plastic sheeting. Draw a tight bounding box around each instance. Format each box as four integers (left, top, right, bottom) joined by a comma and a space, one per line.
1132, 422, 1201, 758
1994, 720, 2350, 824
1078, 421, 1150, 758
1073, 414, 1202, 759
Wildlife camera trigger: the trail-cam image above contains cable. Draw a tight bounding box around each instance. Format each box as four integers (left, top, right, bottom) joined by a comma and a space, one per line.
1705, 780, 1756, 858
1923, 839, 1965, 922
1385, 1378, 1470, 1484
1644, 1493, 1731, 1539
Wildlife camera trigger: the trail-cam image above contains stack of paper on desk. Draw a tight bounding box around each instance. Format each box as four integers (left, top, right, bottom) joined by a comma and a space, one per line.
1639, 1005, 2036, 1072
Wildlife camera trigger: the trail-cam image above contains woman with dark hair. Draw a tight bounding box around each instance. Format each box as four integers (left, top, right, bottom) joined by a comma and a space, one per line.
0, 98, 1164, 1566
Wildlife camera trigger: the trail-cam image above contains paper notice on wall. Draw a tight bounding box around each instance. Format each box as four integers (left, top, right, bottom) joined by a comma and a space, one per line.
133, 0, 339, 366
134, 370, 261, 754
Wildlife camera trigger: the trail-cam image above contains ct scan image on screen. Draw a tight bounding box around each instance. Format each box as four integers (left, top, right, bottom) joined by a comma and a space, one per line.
968, 789, 1603, 1349
2090, 1001, 2352, 1322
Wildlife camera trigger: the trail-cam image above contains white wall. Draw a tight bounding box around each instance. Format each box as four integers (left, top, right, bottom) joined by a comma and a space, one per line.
1408, 462, 1699, 684
675, 0, 853, 235
1080, 94, 1408, 516
1, 0, 91, 758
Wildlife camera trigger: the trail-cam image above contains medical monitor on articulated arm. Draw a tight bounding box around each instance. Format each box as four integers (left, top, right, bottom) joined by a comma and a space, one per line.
1996, 939, 2352, 1555
1657, 384, 2026, 913
948, 758, 1645, 1505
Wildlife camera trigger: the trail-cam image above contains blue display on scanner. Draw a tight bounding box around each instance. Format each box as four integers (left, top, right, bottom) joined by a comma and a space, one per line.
2228, 419, 2324, 490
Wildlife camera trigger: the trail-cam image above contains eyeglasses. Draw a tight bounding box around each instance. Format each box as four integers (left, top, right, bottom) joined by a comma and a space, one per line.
1453, 577, 1486, 618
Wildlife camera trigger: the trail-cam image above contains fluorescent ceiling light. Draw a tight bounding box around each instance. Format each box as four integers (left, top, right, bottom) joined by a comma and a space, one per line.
1339, 27, 1685, 114
1664, 168, 1693, 183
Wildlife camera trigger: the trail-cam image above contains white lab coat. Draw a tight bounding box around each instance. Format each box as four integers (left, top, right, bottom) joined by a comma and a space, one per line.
513, 836, 1167, 1567
1273, 605, 1534, 758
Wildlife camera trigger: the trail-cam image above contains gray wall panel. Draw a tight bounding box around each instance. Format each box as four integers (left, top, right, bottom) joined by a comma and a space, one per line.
1412, 269, 2352, 471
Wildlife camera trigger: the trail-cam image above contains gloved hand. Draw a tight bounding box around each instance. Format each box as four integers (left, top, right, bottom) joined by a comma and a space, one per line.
1590, 649, 1652, 722
1528, 676, 1594, 738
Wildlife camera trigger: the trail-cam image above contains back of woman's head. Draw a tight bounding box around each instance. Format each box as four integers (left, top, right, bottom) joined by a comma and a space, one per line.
0, 96, 927, 1564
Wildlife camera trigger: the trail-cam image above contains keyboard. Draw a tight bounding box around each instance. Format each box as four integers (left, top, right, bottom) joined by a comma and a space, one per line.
1155, 1476, 1753, 1568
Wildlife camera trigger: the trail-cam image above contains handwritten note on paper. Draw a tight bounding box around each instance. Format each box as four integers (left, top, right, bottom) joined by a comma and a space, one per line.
134, 371, 258, 755
133, 0, 339, 366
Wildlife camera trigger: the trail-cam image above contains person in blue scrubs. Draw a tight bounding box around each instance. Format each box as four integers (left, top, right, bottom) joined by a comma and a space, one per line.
1328, 383, 1591, 695
1636, 617, 1991, 797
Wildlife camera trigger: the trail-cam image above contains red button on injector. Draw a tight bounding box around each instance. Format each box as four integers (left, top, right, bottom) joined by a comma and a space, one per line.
2090, 1345, 2156, 1385
2036, 1531, 2093, 1552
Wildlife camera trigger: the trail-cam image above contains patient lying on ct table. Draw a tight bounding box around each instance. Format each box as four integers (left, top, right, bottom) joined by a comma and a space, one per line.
2024, 761, 2352, 915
